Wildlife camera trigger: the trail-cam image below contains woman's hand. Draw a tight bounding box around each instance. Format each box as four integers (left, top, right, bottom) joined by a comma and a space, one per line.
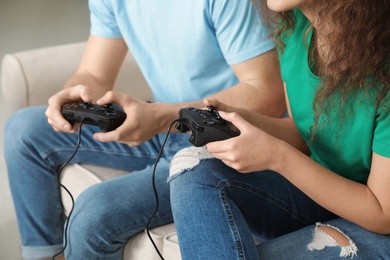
204, 98, 250, 120
206, 111, 285, 173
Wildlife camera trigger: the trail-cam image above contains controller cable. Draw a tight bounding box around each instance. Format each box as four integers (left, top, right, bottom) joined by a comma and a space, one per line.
52, 118, 179, 260
53, 118, 85, 260
146, 119, 179, 260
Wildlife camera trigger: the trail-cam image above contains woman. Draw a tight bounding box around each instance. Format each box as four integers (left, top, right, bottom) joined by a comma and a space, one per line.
168, 0, 390, 259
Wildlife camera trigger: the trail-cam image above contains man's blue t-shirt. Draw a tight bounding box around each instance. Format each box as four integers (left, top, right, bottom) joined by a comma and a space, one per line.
89, 0, 275, 103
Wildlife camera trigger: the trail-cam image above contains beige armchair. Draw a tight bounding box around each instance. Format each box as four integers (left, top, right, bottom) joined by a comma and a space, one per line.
1, 42, 181, 260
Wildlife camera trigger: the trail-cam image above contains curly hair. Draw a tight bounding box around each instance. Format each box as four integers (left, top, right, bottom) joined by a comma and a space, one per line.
255, 0, 390, 138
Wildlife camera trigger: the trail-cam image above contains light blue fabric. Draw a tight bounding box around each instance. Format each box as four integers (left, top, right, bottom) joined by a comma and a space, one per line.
89, 0, 275, 103
4, 1, 276, 259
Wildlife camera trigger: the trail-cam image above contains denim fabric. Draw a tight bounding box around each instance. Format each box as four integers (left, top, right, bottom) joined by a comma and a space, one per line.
4, 106, 190, 259
169, 158, 390, 260
258, 218, 390, 260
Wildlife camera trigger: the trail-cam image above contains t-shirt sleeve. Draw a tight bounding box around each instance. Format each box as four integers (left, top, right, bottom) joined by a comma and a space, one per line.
210, 0, 275, 65
89, 0, 122, 38
373, 93, 390, 158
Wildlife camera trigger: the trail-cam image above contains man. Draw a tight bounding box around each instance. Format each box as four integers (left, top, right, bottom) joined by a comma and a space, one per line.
4, 0, 285, 259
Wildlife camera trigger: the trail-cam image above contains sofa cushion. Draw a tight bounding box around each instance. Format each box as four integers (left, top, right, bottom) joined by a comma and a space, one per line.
60, 164, 181, 260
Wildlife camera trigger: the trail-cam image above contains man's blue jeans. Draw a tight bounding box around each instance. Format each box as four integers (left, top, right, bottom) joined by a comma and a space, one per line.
4, 106, 190, 259
169, 155, 390, 260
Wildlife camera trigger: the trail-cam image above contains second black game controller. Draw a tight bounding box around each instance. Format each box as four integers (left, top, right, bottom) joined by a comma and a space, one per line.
61, 102, 126, 132
176, 106, 240, 147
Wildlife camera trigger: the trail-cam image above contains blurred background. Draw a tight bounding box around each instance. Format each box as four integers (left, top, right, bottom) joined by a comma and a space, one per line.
0, 1, 90, 259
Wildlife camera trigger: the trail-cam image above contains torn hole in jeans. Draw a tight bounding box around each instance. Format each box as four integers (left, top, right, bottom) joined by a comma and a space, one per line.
169, 146, 214, 178
307, 222, 358, 258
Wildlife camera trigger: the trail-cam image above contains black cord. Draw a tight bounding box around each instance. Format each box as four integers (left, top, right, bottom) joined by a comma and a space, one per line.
51, 118, 178, 260
146, 119, 179, 260
53, 120, 85, 260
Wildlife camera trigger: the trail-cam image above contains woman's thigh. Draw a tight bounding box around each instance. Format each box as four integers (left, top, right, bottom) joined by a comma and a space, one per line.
171, 156, 337, 240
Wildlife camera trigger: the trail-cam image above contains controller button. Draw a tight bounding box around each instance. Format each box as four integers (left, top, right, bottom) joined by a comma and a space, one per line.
98, 118, 111, 126
214, 113, 222, 120
63, 112, 74, 118
81, 102, 92, 108
207, 106, 216, 112
202, 120, 216, 126
104, 111, 117, 116
101, 104, 113, 111
191, 122, 204, 133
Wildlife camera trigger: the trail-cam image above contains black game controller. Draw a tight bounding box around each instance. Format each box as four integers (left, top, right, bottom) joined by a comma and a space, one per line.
61, 102, 126, 132
176, 106, 240, 147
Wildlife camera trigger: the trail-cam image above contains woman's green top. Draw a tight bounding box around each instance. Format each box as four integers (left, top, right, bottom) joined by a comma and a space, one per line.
279, 9, 390, 183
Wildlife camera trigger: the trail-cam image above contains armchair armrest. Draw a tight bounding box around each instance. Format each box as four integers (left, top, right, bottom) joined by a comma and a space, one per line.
1, 42, 152, 115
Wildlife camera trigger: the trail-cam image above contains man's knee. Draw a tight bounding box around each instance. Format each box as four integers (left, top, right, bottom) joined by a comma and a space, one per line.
5, 106, 47, 147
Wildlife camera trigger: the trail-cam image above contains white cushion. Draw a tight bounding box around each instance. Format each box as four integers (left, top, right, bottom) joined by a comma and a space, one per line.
60, 164, 181, 260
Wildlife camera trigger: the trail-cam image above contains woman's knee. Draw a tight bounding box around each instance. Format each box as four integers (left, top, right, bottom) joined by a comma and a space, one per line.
168, 147, 215, 206
168, 147, 240, 214
168, 146, 244, 188
169, 147, 213, 180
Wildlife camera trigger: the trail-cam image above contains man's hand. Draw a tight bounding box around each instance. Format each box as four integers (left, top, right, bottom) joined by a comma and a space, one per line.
46, 35, 128, 133
92, 91, 164, 147
45, 84, 94, 133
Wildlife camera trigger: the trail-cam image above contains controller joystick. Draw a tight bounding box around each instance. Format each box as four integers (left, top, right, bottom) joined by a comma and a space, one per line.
206, 106, 223, 120
207, 106, 216, 112
61, 102, 126, 132
176, 106, 240, 147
